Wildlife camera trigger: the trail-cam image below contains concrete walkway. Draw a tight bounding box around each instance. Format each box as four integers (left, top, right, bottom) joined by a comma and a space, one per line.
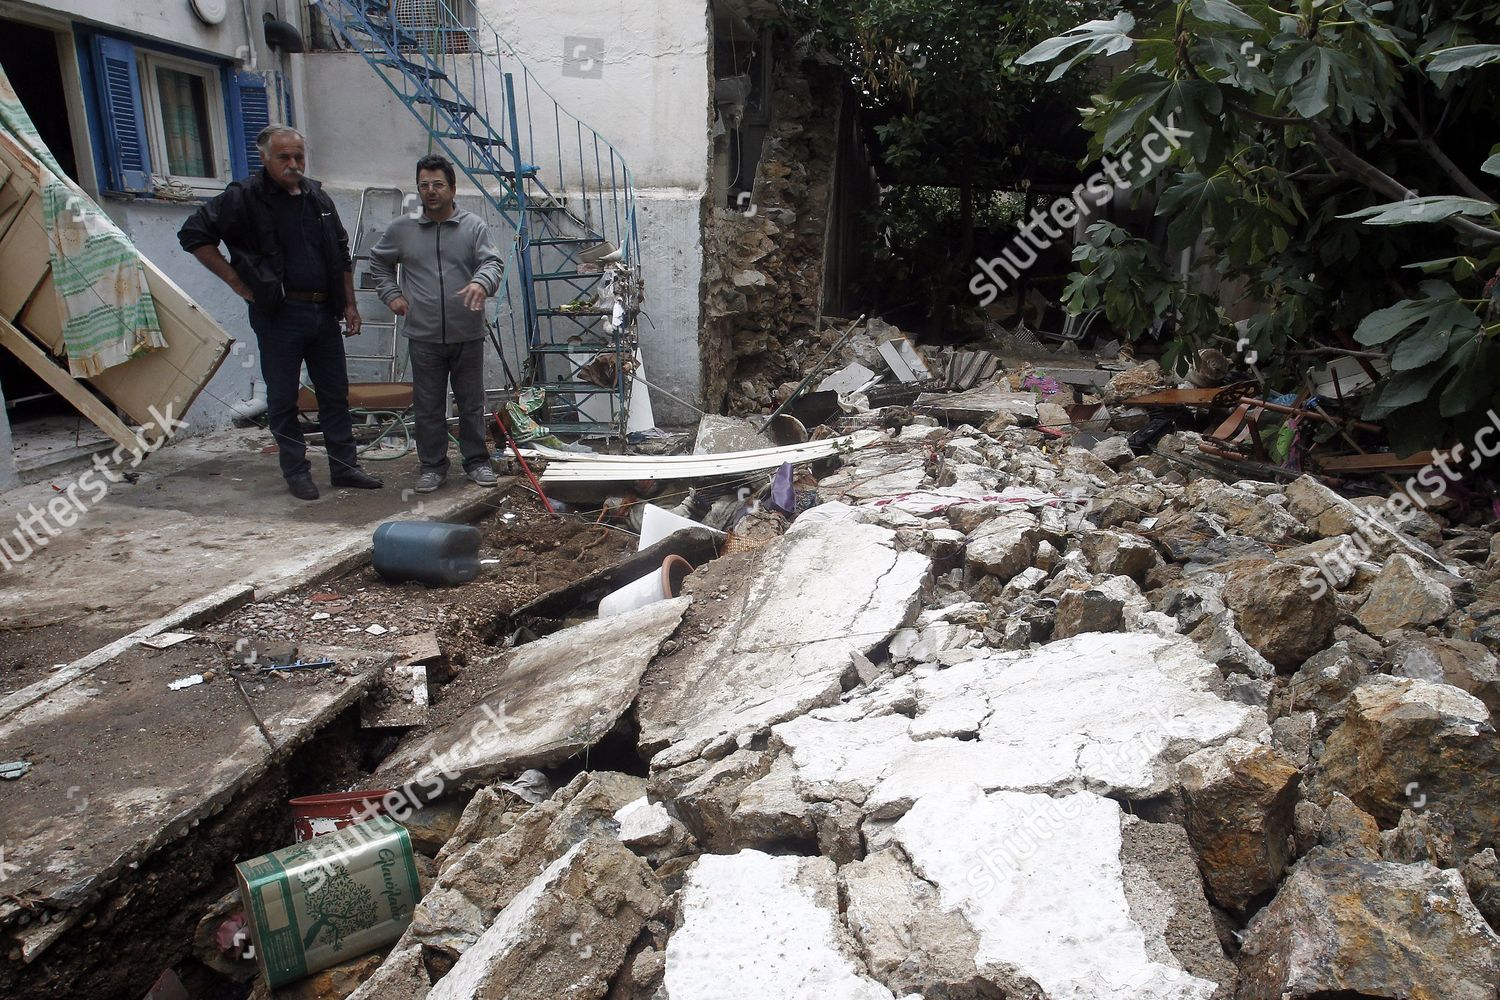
0, 426, 509, 975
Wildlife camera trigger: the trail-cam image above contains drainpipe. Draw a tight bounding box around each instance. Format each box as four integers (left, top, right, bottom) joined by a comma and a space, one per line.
228, 380, 268, 421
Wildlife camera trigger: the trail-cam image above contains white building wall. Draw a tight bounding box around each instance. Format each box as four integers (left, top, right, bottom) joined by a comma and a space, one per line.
299, 0, 711, 425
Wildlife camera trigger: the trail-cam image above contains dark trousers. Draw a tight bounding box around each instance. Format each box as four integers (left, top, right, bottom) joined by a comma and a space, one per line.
248, 300, 359, 480
409, 338, 490, 475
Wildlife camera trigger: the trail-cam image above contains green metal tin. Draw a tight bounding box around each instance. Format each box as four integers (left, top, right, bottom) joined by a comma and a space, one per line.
235, 815, 421, 989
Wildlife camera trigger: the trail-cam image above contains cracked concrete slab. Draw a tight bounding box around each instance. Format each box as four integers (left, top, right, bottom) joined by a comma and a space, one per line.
375, 599, 689, 793
894, 784, 1222, 1000
765, 632, 1265, 817
638, 521, 929, 769
665, 850, 896, 1000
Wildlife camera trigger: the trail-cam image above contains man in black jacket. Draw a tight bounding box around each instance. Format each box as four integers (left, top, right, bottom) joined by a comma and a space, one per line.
178, 125, 382, 500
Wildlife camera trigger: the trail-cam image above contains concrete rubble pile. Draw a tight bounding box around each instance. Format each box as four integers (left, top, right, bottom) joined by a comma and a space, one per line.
296, 365, 1500, 1000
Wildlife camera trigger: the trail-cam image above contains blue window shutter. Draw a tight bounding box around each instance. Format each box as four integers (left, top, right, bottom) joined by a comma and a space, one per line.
91, 36, 151, 191
227, 71, 271, 180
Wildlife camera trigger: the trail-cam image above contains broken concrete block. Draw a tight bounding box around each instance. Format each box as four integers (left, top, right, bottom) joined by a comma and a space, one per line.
1318, 792, 1383, 860
426, 835, 664, 1000
1356, 553, 1456, 637
1380, 808, 1457, 867
664, 851, 896, 999
1080, 528, 1160, 583
1222, 561, 1338, 671
819, 362, 879, 395
894, 785, 1225, 998
840, 849, 1036, 998
638, 522, 929, 768
1388, 635, 1500, 716
1178, 739, 1301, 913
769, 632, 1264, 809
691, 414, 773, 455
613, 797, 693, 864
406, 772, 647, 969
1462, 849, 1500, 930
1092, 435, 1135, 470
1189, 611, 1275, 679
360, 661, 430, 729
375, 599, 689, 790
1271, 641, 1370, 734
1053, 587, 1126, 639
963, 510, 1040, 582
1318, 675, 1500, 855
1236, 848, 1500, 1000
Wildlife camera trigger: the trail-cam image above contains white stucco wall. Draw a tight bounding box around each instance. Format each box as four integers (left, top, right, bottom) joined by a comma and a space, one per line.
1, 0, 263, 62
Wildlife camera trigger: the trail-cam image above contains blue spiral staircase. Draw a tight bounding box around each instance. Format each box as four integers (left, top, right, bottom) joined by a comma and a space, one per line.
312, 0, 642, 437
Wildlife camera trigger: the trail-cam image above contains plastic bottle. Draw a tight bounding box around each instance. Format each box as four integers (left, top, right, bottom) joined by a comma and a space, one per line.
371, 521, 483, 587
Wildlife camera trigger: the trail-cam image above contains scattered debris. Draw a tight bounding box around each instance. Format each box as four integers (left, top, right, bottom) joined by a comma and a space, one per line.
168, 674, 206, 691
140, 632, 196, 650
0, 760, 30, 780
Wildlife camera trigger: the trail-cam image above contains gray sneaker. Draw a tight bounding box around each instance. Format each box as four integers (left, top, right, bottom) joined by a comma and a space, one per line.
414, 471, 444, 494
466, 464, 499, 488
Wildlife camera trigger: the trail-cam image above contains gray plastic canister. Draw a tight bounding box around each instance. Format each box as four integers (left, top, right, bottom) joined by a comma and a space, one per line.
372, 521, 483, 587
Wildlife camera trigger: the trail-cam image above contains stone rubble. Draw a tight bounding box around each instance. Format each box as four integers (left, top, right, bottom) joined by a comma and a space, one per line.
323, 368, 1500, 1000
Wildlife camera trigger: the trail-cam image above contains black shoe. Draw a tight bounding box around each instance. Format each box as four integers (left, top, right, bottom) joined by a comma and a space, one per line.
286, 474, 319, 501
331, 466, 384, 489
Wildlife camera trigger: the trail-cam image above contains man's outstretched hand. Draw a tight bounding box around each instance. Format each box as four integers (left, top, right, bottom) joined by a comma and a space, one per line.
459, 282, 488, 312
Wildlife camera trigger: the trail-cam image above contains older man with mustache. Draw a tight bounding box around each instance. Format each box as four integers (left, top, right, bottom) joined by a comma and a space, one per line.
179, 125, 382, 500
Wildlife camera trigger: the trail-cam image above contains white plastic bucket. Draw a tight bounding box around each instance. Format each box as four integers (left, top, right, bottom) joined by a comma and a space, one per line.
598, 555, 694, 618
639, 504, 724, 551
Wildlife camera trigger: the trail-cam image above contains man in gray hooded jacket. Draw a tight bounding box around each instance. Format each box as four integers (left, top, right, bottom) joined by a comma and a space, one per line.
369, 155, 505, 492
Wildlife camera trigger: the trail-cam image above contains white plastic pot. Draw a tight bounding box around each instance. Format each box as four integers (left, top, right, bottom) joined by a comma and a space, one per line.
598, 554, 694, 618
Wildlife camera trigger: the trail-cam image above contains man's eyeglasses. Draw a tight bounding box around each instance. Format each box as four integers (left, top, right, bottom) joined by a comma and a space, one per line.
417, 181, 450, 192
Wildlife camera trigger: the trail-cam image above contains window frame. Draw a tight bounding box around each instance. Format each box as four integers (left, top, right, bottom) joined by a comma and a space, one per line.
76, 28, 275, 199
137, 49, 232, 193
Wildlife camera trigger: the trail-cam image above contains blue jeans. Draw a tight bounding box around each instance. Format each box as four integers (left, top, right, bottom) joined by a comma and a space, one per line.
247, 300, 359, 480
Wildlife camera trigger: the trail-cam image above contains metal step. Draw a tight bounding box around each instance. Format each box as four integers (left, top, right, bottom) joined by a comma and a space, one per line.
533, 270, 603, 282
529, 343, 615, 354
536, 420, 619, 436
412, 94, 476, 116
372, 57, 447, 81
529, 236, 603, 246
536, 306, 611, 317
540, 381, 620, 394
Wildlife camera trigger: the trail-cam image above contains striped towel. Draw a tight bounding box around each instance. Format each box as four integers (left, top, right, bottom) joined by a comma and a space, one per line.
0, 65, 166, 376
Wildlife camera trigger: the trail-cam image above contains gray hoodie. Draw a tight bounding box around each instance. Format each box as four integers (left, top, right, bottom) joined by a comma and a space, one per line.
367, 207, 505, 342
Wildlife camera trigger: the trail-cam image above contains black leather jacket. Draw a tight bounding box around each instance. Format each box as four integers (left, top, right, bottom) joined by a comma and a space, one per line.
178, 170, 353, 312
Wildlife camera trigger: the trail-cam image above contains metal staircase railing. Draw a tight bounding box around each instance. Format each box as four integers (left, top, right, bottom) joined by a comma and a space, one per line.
312, 0, 643, 438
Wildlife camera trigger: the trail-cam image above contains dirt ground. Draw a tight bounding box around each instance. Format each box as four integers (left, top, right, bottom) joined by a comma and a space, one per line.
0, 620, 124, 696
200, 488, 636, 694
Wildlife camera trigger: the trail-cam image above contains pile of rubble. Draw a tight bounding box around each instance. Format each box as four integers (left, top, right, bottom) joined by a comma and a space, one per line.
262, 364, 1500, 1000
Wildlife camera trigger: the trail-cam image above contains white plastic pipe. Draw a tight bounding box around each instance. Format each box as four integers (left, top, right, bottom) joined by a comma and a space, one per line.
227, 380, 268, 421
598, 555, 694, 618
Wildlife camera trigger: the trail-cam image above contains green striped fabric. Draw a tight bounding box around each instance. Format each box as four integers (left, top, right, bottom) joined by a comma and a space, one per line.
0, 63, 166, 376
